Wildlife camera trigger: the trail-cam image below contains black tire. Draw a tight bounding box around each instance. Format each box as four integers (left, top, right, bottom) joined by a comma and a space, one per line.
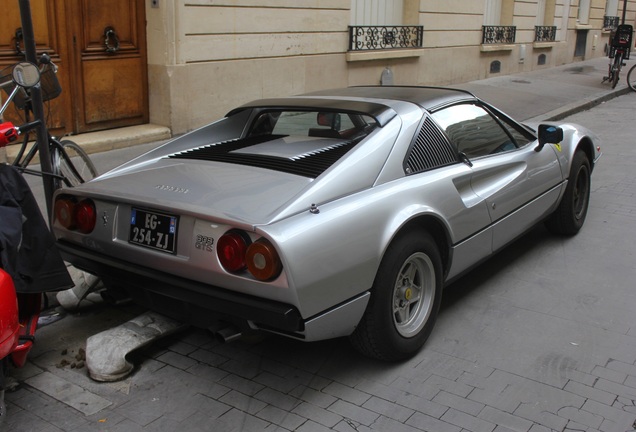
56, 140, 98, 187
545, 150, 591, 235
611, 55, 621, 89
627, 64, 636, 92
350, 230, 443, 361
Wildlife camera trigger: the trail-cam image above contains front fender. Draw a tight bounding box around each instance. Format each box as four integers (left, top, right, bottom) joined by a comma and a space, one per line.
535, 122, 601, 177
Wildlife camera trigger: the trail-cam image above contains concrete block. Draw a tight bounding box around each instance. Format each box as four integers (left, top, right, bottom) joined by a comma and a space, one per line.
86, 311, 188, 382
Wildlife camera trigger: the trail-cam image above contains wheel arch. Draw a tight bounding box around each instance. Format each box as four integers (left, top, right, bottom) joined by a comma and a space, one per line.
351, 212, 449, 360
389, 214, 451, 279
576, 136, 596, 171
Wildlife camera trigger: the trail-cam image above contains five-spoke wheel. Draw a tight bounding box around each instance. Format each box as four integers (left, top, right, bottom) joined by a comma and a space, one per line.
351, 230, 442, 361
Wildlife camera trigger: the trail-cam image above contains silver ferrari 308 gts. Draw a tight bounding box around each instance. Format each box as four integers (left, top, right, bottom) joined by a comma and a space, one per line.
52, 86, 601, 360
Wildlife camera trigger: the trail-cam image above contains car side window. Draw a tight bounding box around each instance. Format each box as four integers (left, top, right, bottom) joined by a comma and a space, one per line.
431, 104, 517, 158
498, 118, 533, 148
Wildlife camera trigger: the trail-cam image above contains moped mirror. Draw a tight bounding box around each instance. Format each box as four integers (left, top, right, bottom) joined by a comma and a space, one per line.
12, 61, 40, 88
535, 124, 563, 152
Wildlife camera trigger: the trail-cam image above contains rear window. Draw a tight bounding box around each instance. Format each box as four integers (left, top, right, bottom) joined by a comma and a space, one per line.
248, 110, 377, 140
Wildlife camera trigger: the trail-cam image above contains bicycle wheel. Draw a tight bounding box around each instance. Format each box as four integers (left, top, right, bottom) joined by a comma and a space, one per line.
55, 140, 98, 187
627, 64, 636, 92
611, 54, 622, 89
50, 144, 64, 191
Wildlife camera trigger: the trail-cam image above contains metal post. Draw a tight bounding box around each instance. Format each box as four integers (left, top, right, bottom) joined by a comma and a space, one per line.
18, 0, 54, 220
622, 0, 627, 24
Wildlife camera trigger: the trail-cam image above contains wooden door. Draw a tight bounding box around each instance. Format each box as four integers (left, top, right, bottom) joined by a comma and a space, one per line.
0, 0, 148, 135
65, 0, 149, 133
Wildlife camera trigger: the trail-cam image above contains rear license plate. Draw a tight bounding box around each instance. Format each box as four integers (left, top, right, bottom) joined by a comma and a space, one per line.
129, 208, 178, 254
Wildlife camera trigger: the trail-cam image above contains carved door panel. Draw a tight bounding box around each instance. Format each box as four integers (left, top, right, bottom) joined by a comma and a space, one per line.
66, 0, 149, 133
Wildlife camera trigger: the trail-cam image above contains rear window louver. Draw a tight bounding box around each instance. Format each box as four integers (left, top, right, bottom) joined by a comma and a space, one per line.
405, 117, 457, 174
168, 135, 356, 178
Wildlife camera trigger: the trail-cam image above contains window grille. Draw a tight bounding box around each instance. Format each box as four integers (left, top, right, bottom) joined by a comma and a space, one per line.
604, 16, 619, 30
349, 26, 423, 51
535, 26, 556, 42
482, 26, 516, 44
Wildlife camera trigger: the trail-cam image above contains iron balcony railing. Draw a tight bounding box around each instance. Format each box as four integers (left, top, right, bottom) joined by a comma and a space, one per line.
348, 25, 423, 51
482, 25, 516, 44
534, 26, 557, 42
604, 15, 620, 30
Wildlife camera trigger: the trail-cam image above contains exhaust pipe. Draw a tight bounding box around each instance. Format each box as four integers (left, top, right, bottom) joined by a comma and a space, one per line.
215, 326, 243, 343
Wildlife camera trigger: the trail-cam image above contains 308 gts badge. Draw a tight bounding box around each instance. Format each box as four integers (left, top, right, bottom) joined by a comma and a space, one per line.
195, 234, 214, 252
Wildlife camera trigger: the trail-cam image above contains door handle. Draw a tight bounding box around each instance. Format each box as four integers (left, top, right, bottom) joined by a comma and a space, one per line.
103, 26, 120, 54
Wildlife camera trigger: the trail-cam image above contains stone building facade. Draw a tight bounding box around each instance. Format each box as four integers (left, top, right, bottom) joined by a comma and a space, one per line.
146, 0, 635, 134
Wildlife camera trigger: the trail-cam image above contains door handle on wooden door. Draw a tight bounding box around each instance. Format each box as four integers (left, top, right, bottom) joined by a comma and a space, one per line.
103, 26, 120, 54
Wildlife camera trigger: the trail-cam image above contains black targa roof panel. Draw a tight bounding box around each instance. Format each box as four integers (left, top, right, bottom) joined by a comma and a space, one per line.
303, 86, 477, 112
226, 98, 398, 127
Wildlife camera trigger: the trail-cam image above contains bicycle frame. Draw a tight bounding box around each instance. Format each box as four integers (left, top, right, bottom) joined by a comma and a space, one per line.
604, 24, 633, 89
0, 61, 90, 188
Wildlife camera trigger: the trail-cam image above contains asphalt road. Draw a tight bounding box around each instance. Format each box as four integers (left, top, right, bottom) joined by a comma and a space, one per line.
7, 92, 636, 432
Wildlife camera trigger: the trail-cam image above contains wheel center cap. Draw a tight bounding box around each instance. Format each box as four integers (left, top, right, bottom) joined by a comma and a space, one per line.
402, 287, 412, 301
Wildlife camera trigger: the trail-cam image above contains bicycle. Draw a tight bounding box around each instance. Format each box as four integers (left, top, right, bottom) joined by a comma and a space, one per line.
602, 24, 633, 89
0, 55, 97, 189
627, 62, 636, 91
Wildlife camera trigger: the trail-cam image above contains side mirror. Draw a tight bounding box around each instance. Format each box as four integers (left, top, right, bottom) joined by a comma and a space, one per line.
536, 124, 563, 152
12, 61, 40, 88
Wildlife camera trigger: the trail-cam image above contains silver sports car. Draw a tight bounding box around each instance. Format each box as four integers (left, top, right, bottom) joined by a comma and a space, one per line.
52, 86, 601, 360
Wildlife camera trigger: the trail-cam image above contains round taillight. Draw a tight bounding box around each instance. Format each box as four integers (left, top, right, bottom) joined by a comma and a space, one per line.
54, 198, 76, 229
75, 199, 96, 234
217, 231, 249, 272
246, 239, 282, 281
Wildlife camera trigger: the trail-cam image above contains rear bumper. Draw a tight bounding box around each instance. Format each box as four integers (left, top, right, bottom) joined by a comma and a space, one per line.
57, 241, 303, 333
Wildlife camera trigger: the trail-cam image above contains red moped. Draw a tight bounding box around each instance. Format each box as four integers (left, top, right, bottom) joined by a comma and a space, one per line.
0, 268, 42, 421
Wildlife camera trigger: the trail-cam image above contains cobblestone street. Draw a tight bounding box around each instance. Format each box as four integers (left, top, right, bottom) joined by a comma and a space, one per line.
5, 59, 636, 431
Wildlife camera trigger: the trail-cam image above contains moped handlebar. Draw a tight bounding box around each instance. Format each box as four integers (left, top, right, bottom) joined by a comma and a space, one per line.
0, 120, 41, 147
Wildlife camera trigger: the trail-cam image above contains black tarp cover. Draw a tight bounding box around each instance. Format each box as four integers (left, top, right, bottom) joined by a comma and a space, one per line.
0, 164, 72, 293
